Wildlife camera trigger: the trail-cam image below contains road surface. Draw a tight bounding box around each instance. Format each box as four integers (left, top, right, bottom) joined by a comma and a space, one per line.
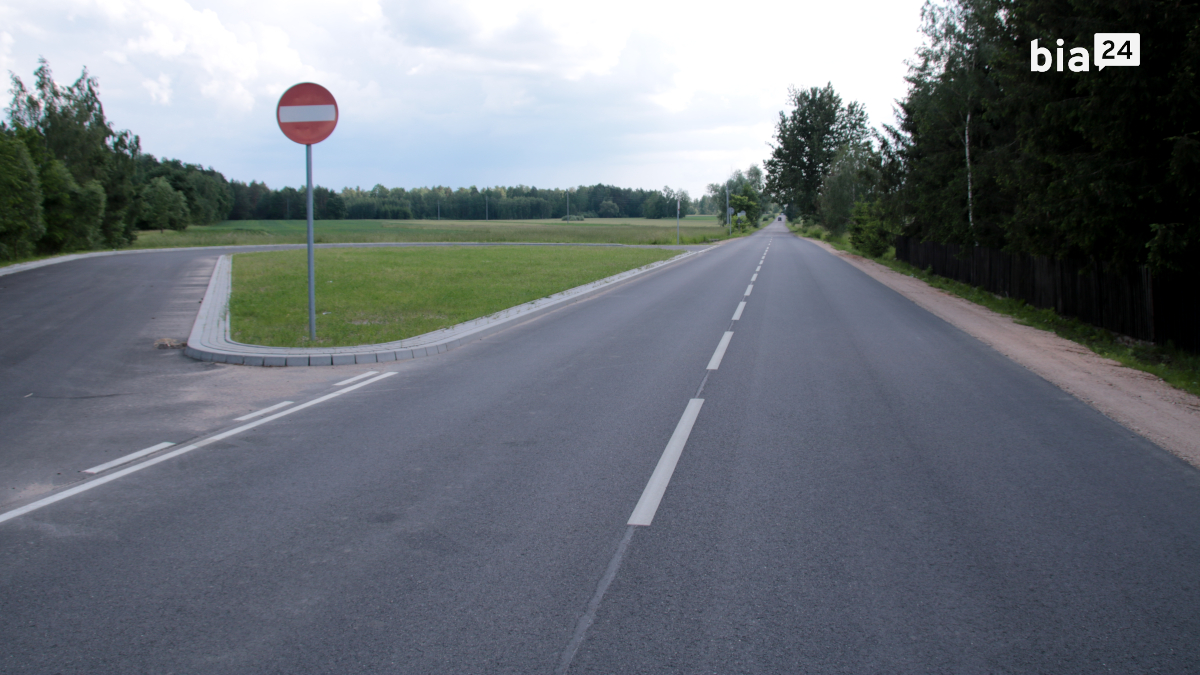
2, 221, 1198, 673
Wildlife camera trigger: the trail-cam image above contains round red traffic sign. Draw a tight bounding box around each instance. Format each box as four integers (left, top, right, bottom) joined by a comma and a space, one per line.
276, 83, 338, 145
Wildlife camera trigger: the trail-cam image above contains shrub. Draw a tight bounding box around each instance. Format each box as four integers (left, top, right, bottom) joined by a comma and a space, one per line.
847, 200, 891, 258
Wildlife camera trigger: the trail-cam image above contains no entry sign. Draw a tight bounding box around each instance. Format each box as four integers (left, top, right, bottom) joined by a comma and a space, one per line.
276, 83, 338, 145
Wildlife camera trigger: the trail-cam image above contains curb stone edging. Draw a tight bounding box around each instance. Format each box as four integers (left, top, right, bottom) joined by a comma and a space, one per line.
184, 247, 710, 366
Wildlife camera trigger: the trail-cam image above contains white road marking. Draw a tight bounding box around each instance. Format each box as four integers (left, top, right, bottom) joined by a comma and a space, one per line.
706, 331, 734, 370
745, 284, 754, 296
335, 371, 378, 386
234, 401, 294, 421
751, 273, 758, 282
756, 266, 761, 272
628, 398, 705, 526
83, 442, 175, 475
0, 372, 397, 526
732, 302, 746, 321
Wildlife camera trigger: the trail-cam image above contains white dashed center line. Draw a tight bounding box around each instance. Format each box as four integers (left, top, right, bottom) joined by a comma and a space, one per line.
627, 398, 705, 527
707, 331, 734, 370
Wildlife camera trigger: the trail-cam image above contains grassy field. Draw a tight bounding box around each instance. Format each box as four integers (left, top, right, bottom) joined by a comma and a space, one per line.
230, 245, 678, 348
788, 222, 1200, 398
134, 216, 731, 249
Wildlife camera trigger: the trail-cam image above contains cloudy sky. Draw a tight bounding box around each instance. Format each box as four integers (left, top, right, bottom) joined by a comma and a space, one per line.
1, 0, 930, 196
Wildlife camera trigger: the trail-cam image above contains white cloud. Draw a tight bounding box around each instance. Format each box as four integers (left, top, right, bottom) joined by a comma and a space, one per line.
3, 0, 929, 194
142, 73, 171, 104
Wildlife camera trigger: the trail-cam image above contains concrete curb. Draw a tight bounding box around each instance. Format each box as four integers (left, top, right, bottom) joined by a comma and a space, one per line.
184, 247, 711, 366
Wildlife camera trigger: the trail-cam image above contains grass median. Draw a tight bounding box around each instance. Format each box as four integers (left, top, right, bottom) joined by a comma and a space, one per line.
135, 216, 730, 248
229, 245, 679, 348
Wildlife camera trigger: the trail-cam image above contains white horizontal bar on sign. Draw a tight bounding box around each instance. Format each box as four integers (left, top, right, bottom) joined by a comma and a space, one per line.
279, 105, 337, 123
83, 442, 175, 475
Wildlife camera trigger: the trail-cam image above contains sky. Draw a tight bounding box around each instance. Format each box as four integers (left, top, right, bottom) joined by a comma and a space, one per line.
1, 0, 931, 196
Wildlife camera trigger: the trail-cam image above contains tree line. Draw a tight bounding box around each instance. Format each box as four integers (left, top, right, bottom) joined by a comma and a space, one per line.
764, 0, 1199, 271
0, 60, 235, 259
227, 182, 697, 222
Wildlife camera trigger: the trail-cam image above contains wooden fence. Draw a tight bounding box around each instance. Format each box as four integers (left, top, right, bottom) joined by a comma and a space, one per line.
893, 236, 1200, 352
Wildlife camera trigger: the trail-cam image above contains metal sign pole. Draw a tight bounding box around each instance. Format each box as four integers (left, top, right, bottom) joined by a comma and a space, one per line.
676, 197, 680, 245
306, 143, 316, 341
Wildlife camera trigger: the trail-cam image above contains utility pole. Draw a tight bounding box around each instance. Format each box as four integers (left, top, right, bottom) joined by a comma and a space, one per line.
485, 192, 488, 221
566, 189, 570, 221
726, 185, 730, 236
676, 196, 680, 245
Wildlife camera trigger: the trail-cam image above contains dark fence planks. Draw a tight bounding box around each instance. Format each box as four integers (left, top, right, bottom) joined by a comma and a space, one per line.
893, 236, 1200, 352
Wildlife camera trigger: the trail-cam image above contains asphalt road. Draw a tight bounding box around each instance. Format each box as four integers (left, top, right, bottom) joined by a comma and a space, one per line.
2, 222, 1198, 673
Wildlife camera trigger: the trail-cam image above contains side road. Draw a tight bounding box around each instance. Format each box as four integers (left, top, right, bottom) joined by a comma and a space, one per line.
804, 237, 1200, 468
0, 243, 710, 508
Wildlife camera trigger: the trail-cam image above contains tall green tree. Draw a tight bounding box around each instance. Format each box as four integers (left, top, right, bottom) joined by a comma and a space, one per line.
0, 135, 43, 259
995, 0, 1200, 269
138, 176, 189, 232
890, 0, 1200, 270
38, 158, 105, 251
764, 83, 869, 218
817, 142, 880, 234
6, 59, 141, 249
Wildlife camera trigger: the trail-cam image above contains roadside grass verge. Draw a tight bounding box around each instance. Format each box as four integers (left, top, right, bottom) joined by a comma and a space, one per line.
788, 221, 1200, 398
230, 245, 678, 348
0, 252, 68, 270
134, 216, 731, 248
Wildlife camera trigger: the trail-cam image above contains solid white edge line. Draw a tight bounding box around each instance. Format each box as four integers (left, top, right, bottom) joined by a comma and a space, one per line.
628, 398, 705, 526
732, 301, 746, 321
745, 284, 754, 296
82, 442, 175, 475
0, 372, 397, 526
334, 370, 378, 386
233, 400, 294, 421
706, 331, 734, 370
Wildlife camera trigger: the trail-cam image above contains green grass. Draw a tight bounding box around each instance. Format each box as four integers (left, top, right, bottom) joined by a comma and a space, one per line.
0, 251, 72, 269
134, 216, 731, 249
230, 245, 678, 348
788, 221, 1200, 398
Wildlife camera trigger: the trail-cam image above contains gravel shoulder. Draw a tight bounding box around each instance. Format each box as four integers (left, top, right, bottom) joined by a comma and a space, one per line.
804, 237, 1200, 469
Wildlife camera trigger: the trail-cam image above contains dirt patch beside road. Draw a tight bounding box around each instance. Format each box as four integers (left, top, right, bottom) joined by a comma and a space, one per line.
805, 238, 1200, 468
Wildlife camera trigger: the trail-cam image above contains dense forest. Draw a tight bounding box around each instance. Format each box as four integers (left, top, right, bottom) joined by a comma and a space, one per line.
226, 181, 697, 222
765, 0, 1199, 271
